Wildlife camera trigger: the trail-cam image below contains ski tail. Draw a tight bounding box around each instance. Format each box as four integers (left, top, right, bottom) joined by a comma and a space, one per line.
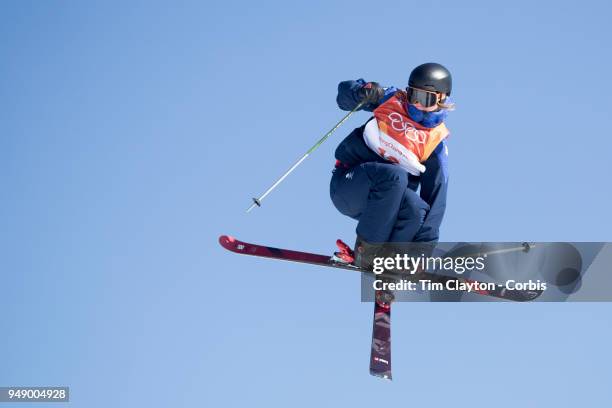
369, 295, 392, 380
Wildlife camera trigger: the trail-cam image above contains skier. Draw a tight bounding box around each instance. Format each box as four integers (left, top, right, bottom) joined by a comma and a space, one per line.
330, 63, 454, 269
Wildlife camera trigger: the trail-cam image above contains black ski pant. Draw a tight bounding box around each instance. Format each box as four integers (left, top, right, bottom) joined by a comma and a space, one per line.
330, 162, 430, 244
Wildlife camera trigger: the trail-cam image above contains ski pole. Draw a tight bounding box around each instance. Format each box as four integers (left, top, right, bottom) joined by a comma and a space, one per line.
246, 101, 365, 213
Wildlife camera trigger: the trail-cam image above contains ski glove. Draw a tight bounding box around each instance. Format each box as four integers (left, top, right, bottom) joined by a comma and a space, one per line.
359, 82, 384, 105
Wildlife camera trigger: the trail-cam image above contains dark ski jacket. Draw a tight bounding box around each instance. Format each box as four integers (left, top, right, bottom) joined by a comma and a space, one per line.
334, 79, 449, 242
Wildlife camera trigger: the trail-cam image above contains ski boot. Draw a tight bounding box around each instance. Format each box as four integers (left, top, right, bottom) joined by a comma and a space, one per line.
333, 236, 386, 270
353, 235, 385, 270
332, 239, 356, 264
333, 238, 395, 306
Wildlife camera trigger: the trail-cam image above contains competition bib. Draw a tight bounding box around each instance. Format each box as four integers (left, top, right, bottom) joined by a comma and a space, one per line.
363, 93, 449, 175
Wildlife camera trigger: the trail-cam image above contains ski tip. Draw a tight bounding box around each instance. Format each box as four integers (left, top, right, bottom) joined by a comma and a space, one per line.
218, 235, 236, 247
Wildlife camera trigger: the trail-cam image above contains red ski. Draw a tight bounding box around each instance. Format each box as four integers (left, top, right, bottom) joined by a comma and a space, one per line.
219, 235, 543, 380
370, 297, 392, 379
218, 235, 542, 302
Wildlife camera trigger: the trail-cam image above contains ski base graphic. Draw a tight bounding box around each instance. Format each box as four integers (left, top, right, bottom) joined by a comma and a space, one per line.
219, 234, 544, 380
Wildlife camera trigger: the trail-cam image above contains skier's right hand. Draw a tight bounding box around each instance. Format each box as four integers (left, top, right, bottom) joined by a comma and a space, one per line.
359, 82, 384, 104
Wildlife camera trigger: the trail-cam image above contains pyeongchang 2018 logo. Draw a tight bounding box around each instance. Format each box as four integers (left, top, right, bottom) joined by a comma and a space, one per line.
388, 112, 426, 144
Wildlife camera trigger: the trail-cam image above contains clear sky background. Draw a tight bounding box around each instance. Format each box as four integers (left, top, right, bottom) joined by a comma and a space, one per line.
2, 1, 612, 407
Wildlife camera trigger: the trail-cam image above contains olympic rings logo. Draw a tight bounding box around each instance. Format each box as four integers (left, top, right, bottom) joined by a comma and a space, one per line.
387, 113, 426, 144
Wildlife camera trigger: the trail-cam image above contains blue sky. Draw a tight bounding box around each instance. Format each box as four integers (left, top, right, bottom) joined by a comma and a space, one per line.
1, 1, 611, 407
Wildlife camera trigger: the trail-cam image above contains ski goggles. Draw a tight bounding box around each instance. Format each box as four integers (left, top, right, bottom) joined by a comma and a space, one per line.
406, 86, 441, 108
